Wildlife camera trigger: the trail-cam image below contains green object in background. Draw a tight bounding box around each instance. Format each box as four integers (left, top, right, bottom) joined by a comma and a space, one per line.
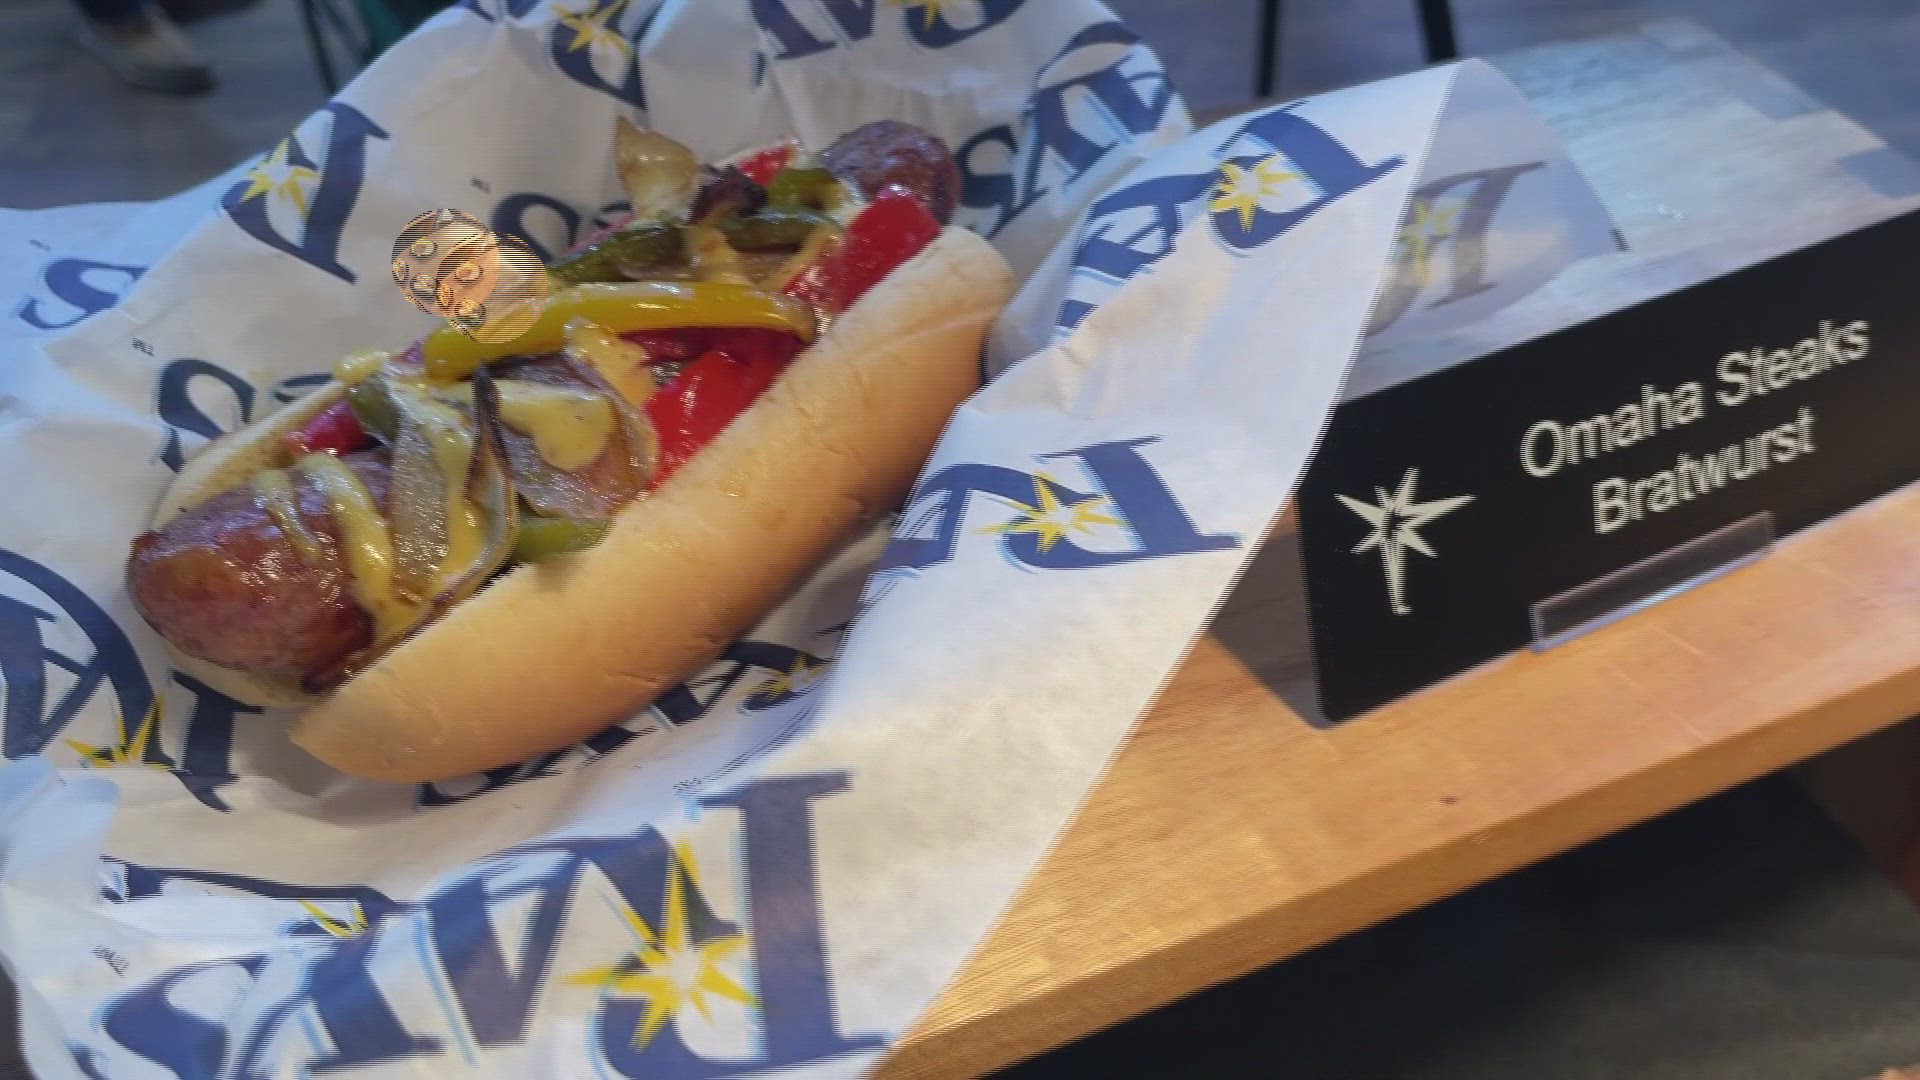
359, 0, 450, 55
302, 0, 453, 93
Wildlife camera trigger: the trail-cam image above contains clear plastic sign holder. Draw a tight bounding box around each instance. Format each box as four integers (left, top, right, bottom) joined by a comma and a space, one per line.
1530, 512, 1776, 651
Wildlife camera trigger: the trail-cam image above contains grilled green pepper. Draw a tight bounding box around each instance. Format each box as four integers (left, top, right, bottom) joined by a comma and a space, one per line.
764, 167, 839, 210
512, 515, 612, 561
345, 377, 401, 441
549, 223, 685, 285
715, 209, 836, 251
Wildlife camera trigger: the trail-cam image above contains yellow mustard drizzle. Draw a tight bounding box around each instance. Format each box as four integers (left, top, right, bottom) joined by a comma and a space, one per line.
494, 381, 615, 472
683, 223, 753, 285
250, 469, 325, 566
822, 177, 863, 225
440, 496, 485, 593
297, 453, 416, 640
562, 319, 655, 407
333, 348, 392, 387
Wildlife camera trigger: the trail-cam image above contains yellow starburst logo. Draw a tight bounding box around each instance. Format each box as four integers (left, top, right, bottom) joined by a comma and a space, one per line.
885, 0, 944, 29
1395, 196, 1462, 289
558, 0, 631, 56
235, 139, 321, 216
65, 700, 169, 770
750, 655, 827, 707
1208, 155, 1301, 232
567, 840, 757, 1048
980, 474, 1121, 554
299, 900, 369, 939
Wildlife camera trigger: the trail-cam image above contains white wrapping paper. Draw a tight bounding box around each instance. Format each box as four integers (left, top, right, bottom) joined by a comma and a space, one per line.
0, 3, 1612, 1076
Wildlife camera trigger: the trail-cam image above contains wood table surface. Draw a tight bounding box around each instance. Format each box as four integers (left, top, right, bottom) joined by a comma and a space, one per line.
876, 19, 1920, 1079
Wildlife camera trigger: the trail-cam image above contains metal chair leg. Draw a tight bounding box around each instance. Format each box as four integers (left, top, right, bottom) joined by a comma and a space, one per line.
1256, 0, 1281, 98
1416, 0, 1459, 62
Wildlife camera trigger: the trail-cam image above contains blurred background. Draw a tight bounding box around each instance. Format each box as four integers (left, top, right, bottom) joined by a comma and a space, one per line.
4, 0, 1917, 207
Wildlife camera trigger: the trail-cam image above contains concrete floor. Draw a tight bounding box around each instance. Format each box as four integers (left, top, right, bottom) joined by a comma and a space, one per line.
2, 0, 319, 208
3, 0, 1918, 208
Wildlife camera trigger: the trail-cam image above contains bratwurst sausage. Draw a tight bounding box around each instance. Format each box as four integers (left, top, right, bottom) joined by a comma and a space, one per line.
128, 454, 391, 677
820, 120, 962, 225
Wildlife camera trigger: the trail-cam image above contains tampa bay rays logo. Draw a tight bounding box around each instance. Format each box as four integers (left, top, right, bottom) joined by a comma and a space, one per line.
1055, 105, 1403, 336
156, 357, 329, 472
419, 638, 832, 806
0, 550, 153, 763
221, 102, 389, 283
1206, 153, 1308, 247
156, 357, 252, 472
743, 648, 829, 710
1366, 162, 1546, 335
14, 258, 146, 331
751, 0, 1024, 61
1204, 109, 1402, 252
957, 20, 1176, 239
418, 715, 651, 807
0, 551, 251, 810
459, 0, 657, 108
874, 436, 1239, 581
548, 0, 659, 109
568, 837, 757, 1055
82, 772, 883, 1078
661, 639, 832, 718
104, 858, 403, 939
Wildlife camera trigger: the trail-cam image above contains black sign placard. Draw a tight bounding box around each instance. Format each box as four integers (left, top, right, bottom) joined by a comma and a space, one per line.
1298, 208, 1920, 721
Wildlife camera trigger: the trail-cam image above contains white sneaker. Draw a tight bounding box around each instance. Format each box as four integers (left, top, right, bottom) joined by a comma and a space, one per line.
75, 4, 216, 94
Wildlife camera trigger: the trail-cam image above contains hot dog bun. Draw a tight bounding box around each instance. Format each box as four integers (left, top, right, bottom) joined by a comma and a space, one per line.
149, 226, 1013, 780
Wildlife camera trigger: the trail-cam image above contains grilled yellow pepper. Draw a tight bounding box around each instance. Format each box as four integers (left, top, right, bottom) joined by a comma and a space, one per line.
422, 281, 815, 381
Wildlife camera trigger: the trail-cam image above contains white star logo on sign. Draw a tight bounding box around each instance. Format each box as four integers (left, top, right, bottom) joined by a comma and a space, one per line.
1336, 469, 1474, 616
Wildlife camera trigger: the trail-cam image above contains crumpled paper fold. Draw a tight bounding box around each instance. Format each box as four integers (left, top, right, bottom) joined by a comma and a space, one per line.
0, 3, 1610, 1075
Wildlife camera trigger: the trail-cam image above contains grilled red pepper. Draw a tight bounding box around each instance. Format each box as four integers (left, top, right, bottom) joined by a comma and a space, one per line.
634, 187, 940, 483
644, 330, 805, 481
779, 185, 941, 316
622, 328, 706, 364
280, 399, 372, 459
733, 141, 799, 186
